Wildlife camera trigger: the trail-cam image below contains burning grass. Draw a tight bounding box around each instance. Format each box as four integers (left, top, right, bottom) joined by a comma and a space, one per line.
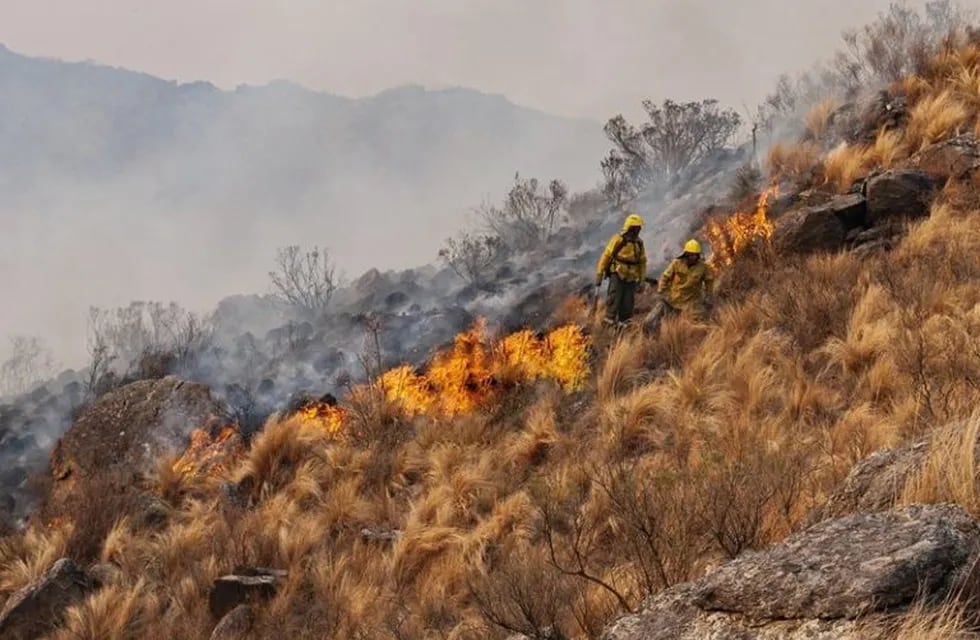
703, 185, 778, 268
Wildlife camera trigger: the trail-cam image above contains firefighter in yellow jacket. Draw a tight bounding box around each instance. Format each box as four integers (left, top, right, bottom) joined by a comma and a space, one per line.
596, 213, 647, 325
657, 239, 714, 320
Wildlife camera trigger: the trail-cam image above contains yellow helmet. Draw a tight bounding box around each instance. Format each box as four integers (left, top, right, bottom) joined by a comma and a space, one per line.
623, 213, 644, 231
683, 239, 702, 254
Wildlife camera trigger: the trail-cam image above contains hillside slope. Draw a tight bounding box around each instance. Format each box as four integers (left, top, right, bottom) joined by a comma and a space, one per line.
5, 11, 980, 640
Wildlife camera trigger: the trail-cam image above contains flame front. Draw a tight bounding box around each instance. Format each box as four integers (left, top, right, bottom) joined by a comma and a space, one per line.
171, 424, 244, 479
704, 185, 779, 267
296, 402, 347, 435
378, 321, 590, 417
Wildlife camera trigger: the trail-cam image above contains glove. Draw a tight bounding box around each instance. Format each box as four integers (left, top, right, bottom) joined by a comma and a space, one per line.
595, 275, 603, 287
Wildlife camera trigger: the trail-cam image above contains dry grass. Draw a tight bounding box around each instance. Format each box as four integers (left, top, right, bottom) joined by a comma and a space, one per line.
805, 97, 837, 140
5, 34, 980, 640
906, 89, 971, 151
822, 142, 870, 192
767, 141, 821, 184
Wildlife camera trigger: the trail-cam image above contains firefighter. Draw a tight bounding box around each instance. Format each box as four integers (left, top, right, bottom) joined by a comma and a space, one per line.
596, 213, 647, 325
656, 239, 714, 321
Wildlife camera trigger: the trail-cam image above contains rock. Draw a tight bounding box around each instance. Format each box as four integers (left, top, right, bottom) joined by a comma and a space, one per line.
360, 527, 403, 545
210, 604, 254, 640
603, 584, 867, 640
209, 568, 287, 619
773, 201, 850, 254
41, 377, 228, 524
602, 505, 980, 640
0, 558, 93, 640
694, 504, 979, 619
909, 135, 980, 180
865, 169, 941, 224
808, 441, 929, 525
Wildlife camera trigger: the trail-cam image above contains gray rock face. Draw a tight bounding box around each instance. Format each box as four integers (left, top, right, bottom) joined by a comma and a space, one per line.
210, 604, 254, 640
601, 505, 980, 640
0, 558, 93, 640
865, 169, 941, 224
807, 441, 929, 524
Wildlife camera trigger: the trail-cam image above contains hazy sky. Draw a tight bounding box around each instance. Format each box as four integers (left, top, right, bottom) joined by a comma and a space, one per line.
0, 0, 948, 120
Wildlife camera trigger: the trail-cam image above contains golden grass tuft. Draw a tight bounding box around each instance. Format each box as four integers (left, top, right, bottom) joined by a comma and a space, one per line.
805, 97, 837, 139
767, 141, 821, 184
822, 142, 870, 192
906, 89, 971, 151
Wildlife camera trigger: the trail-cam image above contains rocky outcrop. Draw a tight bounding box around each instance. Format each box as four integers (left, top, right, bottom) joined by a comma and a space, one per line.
909, 135, 980, 180
807, 440, 929, 524
773, 194, 866, 254
601, 505, 980, 640
40, 377, 228, 526
0, 558, 93, 640
209, 568, 287, 619
865, 169, 942, 224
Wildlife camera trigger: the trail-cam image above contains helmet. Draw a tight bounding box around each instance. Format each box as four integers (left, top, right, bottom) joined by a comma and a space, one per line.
623, 213, 644, 230
683, 239, 702, 254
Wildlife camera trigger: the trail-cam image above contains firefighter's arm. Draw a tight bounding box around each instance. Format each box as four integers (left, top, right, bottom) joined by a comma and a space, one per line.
639, 246, 648, 284
657, 261, 674, 294
595, 236, 618, 281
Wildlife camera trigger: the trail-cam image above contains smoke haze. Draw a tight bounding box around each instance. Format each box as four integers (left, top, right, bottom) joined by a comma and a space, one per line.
0, 0, 949, 364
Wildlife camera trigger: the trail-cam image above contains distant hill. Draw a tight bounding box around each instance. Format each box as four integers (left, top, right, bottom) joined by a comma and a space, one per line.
0, 45, 607, 359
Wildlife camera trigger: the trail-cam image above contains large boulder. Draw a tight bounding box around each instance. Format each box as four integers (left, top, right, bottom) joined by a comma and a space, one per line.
773, 194, 866, 254
601, 505, 980, 640
0, 558, 93, 640
909, 135, 980, 180
865, 169, 942, 224
42, 377, 228, 525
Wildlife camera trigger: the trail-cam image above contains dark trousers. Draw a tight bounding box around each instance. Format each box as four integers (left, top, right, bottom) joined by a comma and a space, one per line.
605, 274, 637, 322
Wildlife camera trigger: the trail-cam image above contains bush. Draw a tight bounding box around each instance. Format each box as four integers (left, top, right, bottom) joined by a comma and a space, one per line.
268, 245, 338, 321
479, 174, 569, 252
438, 232, 504, 286
603, 99, 741, 194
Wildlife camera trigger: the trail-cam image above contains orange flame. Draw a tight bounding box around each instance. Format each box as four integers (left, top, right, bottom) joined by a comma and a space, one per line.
171, 322, 590, 469
376, 320, 591, 417
172, 424, 244, 479
704, 185, 779, 267
295, 401, 347, 435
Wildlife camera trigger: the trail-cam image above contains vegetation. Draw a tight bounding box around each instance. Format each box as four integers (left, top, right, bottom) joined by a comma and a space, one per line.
6, 5, 980, 639
0, 335, 55, 398
438, 233, 504, 286
601, 99, 741, 202
268, 245, 339, 321
478, 173, 569, 252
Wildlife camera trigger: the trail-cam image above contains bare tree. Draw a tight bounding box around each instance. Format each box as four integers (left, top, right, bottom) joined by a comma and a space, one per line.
438, 232, 503, 286
833, 0, 971, 89
603, 99, 741, 194
480, 174, 569, 252
600, 150, 637, 207
0, 335, 55, 397
85, 301, 214, 380
268, 245, 338, 320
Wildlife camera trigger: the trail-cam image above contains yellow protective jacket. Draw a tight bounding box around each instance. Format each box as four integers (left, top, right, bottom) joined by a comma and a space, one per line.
597, 232, 647, 283
658, 258, 714, 311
